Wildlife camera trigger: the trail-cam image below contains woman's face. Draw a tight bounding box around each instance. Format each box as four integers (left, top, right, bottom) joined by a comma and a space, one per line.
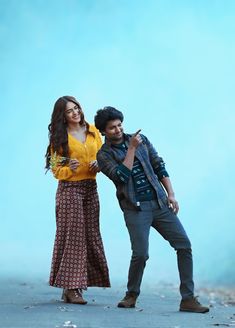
64, 101, 82, 125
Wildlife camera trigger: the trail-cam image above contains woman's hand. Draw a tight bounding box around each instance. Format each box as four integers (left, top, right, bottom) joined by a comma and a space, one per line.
69, 159, 80, 171
89, 160, 100, 173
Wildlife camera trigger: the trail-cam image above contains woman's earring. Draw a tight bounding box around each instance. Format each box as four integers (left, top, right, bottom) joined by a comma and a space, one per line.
63, 118, 66, 124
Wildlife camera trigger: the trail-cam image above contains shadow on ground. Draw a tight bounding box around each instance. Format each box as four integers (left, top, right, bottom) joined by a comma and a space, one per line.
1, 279, 235, 328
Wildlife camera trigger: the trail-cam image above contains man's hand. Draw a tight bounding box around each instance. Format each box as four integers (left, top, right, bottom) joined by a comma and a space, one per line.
129, 129, 142, 149
168, 195, 179, 214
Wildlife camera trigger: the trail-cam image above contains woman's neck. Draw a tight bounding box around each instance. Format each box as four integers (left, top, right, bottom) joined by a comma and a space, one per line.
67, 122, 84, 133
67, 123, 87, 143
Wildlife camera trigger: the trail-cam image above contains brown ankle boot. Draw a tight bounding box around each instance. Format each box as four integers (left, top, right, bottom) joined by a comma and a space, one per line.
117, 292, 138, 308
180, 296, 209, 313
62, 289, 87, 305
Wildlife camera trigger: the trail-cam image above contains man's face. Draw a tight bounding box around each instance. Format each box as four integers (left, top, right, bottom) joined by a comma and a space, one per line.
103, 119, 124, 143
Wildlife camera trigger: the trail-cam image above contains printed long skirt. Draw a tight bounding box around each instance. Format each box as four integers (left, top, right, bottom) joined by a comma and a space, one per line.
49, 179, 110, 289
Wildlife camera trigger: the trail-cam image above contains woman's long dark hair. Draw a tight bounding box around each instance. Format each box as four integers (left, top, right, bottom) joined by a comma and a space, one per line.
45, 96, 89, 170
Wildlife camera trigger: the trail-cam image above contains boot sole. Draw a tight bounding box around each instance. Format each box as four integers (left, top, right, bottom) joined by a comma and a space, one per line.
64, 299, 87, 305
180, 308, 209, 313
63, 295, 87, 305
117, 304, 135, 308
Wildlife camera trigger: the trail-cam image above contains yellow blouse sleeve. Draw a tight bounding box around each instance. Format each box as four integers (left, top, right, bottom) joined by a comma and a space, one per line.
95, 128, 103, 151
50, 151, 74, 180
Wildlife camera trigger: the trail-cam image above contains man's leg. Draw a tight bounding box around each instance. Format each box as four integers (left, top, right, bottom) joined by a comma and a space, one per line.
151, 202, 194, 299
151, 202, 209, 313
118, 202, 152, 307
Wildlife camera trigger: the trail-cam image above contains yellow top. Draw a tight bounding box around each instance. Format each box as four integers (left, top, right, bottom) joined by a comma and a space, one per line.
51, 124, 102, 181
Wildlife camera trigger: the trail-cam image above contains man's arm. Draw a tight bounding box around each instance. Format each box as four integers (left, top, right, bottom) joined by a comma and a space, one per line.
97, 131, 143, 184
142, 136, 169, 179
160, 176, 179, 214
97, 150, 123, 184
122, 130, 142, 170
142, 135, 179, 214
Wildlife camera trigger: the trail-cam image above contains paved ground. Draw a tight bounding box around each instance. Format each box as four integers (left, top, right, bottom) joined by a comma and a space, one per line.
1, 279, 235, 328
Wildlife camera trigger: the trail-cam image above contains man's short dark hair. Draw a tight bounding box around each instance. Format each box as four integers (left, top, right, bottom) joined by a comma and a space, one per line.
94, 106, 124, 133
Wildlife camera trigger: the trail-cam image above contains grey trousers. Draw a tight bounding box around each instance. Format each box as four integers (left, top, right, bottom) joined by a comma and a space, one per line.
123, 200, 194, 300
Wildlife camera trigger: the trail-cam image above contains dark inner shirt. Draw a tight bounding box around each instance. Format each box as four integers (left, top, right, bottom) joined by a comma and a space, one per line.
113, 142, 156, 201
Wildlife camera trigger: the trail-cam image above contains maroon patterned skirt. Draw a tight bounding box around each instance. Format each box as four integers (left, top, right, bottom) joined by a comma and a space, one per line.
49, 179, 110, 289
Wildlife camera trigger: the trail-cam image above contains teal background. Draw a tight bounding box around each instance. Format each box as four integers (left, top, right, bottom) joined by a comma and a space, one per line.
1, 0, 234, 287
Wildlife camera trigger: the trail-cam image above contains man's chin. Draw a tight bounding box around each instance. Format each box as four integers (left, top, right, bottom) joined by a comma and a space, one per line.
111, 135, 123, 143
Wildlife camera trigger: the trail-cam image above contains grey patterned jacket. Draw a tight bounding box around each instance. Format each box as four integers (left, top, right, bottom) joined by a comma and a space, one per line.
97, 133, 169, 211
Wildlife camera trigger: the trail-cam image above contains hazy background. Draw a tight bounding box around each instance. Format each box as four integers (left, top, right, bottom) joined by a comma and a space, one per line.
1, 0, 234, 289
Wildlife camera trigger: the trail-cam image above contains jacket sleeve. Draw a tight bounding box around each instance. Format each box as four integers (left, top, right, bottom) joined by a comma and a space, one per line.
142, 135, 169, 180
97, 149, 131, 184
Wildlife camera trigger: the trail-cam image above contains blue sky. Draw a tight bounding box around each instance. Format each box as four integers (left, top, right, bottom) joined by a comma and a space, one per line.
1, 0, 235, 287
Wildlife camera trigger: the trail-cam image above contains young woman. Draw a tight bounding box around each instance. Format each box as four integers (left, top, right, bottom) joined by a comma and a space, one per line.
45, 96, 110, 304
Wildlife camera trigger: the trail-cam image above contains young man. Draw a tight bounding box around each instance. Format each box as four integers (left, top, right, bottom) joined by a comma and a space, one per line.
94, 106, 209, 313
